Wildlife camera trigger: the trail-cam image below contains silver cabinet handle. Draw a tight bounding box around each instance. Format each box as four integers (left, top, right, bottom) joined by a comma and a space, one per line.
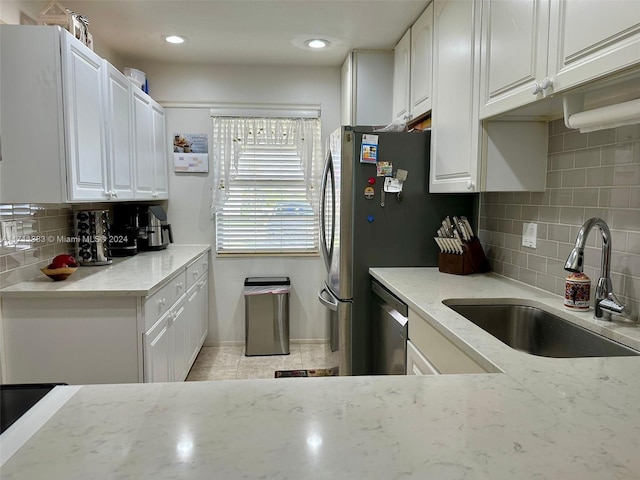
541, 77, 553, 90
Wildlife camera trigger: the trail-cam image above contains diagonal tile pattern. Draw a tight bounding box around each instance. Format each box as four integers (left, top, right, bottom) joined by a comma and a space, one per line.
186, 343, 336, 381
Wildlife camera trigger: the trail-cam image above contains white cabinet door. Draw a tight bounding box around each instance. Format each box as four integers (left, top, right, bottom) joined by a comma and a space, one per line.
341, 51, 394, 126
62, 33, 109, 201
340, 56, 353, 126
410, 3, 434, 119
132, 89, 155, 198
152, 101, 168, 199
548, 0, 640, 92
186, 277, 208, 366
406, 340, 439, 376
171, 298, 189, 382
132, 90, 168, 200
430, 0, 482, 193
144, 314, 172, 383
392, 29, 411, 122
104, 62, 135, 200
479, 0, 550, 118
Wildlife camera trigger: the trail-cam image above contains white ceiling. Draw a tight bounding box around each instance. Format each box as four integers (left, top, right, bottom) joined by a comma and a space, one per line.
59, 0, 430, 67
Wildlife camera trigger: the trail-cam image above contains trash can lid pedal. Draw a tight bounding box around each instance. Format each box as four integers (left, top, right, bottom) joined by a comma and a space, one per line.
244, 277, 290, 286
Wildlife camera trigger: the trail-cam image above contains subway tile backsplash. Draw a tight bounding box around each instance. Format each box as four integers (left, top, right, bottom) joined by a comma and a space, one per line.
480, 119, 640, 321
0, 203, 74, 288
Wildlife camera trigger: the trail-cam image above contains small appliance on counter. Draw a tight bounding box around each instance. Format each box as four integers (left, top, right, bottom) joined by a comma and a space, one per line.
74, 210, 112, 266
136, 205, 173, 251
109, 205, 139, 257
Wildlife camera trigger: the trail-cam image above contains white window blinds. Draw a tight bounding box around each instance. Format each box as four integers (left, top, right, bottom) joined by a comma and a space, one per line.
212, 117, 321, 254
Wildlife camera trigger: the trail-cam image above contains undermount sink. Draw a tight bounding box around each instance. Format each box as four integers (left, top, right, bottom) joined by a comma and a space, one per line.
443, 300, 639, 358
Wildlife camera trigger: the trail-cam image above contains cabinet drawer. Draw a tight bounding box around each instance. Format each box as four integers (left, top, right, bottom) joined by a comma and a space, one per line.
408, 309, 487, 374
186, 253, 209, 290
144, 271, 186, 330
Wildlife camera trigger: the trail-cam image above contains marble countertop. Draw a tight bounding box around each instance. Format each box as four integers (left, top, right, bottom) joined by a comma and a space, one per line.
0, 244, 210, 298
2, 269, 640, 479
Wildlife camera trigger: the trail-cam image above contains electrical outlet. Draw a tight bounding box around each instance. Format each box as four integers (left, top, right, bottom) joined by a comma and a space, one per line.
0, 220, 17, 246
522, 222, 537, 248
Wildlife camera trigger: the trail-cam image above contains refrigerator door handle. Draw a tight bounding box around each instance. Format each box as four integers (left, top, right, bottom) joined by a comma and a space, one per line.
318, 286, 338, 311
319, 150, 335, 272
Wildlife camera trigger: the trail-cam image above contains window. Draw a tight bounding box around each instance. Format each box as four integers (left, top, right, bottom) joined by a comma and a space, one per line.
212, 116, 321, 255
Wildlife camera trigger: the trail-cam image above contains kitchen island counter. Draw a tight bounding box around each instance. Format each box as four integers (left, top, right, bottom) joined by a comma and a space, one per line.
2, 269, 640, 478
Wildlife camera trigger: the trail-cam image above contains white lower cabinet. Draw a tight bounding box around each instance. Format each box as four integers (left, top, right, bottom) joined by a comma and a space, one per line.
143, 312, 172, 383
1, 251, 209, 385
407, 308, 488, 375
187, 276, 209, 367
406, 340, 439, 376
142, 253, 209, 382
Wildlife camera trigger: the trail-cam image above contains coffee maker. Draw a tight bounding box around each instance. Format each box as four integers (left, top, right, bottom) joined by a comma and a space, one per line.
136, 205, 173, 251
109, 206, 139, 257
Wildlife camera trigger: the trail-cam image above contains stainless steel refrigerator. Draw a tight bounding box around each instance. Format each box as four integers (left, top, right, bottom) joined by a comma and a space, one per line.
317, 126, 478, 375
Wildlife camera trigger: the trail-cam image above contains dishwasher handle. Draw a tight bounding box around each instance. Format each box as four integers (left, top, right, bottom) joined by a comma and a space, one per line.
371, 280, 408, 317
318, 285, 339, 311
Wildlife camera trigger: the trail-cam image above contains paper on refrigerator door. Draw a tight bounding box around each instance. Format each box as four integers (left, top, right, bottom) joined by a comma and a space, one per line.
383, 177, 403, 193
360, 134, 378, 164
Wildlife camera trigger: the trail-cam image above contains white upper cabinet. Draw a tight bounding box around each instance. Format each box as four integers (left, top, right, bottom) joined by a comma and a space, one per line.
548, 0, 640, 92
392, 29, 411, 122
430, 0, 482, 193
0, 25, 168, 203
341, 51, 394, 126
410, 3, 434, 119
393, 3, 434, 123
63, 33, 110, 201
133, 89, 155, 198
0, 25, 108, 203
152, 103, 169, 199
479, 0, 550, 118
480, 0, 640, 119
133, 89, 168, 200
104, 62, 135, 200
430, 0, 547, 193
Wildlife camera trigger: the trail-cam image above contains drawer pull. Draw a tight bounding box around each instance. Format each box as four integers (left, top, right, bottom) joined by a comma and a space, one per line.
177, 282, 184, 290
159, 298, 166, 307
193, 270, 199, 277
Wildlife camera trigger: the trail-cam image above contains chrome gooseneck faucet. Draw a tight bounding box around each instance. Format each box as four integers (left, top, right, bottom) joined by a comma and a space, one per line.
564, 217, 628, 319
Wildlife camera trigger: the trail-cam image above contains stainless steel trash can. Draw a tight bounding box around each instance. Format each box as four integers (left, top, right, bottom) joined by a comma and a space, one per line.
244, 277, 291, 356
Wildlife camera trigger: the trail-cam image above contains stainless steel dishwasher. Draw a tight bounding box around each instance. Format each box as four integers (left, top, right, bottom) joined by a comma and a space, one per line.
371, 279, 409, 375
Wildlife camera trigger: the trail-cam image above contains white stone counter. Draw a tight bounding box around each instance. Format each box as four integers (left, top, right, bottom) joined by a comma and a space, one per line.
0, 244, 210, 298
1, 269, 640, 479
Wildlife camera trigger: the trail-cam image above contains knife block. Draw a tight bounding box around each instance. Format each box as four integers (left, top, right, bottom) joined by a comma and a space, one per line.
438, 237, 490, 275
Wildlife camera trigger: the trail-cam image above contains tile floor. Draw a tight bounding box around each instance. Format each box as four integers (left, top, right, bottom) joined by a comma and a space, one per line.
186, 343, 338, 381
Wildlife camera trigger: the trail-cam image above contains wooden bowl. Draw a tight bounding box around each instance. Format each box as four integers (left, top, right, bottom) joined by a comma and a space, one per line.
40, 266, 79, 281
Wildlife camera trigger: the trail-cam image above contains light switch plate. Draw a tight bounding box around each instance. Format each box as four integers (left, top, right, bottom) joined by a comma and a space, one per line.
522, 222, 537, 248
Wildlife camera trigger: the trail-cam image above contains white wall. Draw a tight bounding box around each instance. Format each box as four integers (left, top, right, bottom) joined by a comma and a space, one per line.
135, 61, 341, 345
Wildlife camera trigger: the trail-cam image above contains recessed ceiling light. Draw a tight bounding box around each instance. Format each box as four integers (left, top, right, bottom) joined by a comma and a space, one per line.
305, 39, 330, 49
291, 35, 343, 51
164, 35, 186, 44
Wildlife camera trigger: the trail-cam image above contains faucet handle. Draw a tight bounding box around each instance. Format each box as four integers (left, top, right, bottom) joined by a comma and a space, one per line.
598, 294, 629, 318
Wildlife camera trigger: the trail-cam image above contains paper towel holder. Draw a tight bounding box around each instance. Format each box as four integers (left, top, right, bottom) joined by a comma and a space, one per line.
563, 92, 640, 133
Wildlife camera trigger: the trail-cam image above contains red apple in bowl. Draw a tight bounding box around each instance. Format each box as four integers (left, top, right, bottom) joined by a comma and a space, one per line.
50, 254, 79, 268
41, 254, 79, 280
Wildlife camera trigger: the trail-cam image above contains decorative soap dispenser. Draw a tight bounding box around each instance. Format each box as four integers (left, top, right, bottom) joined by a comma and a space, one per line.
564, 272, 591, 310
